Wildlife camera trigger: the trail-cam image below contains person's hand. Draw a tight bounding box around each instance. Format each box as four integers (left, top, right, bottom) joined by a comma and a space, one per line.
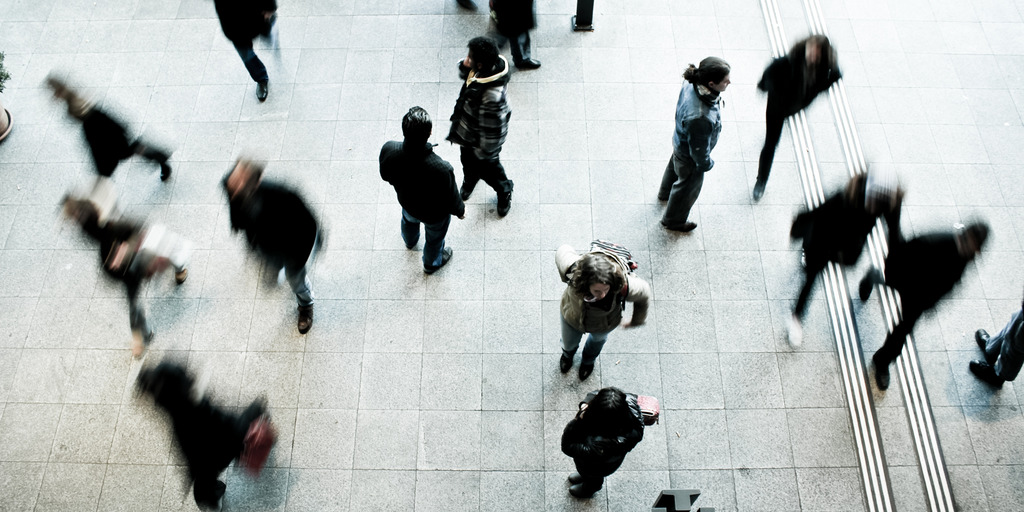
620, 320, 634, 328
462, 55, 473, 68
457, 214, 466, 220
263, 11, 275, 20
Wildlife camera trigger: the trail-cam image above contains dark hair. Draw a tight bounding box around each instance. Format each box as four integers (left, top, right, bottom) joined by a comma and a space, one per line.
962, 222, 990, 252
580, 387, 634, 433
682, 56, 731, 86
569, 253, 625, 298
468, 36, 500, 72
402, 106, 432, 143
793, 34, 833, 63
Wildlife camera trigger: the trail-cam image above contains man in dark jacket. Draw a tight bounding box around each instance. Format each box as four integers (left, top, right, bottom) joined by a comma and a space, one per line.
448, 37, 514, 217
48, 76, 172, 180
213, 0, 278, 101
381, 107, 466, 274
862, 222, 989, 390
492, 0, 541, 69
223, 160, 320, 334
970, 289, 1024, 388
754, 35, 841, 201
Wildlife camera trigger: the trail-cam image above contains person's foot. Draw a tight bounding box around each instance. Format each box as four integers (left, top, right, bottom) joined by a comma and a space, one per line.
568, 473, 585, 485
497, 188, 513, 216
969, 360, 1005, 388
975, 329, 990, 351
786, 314, 803, 348
578, 362, 594, 380
752, 179, 767, 202
160, 163, 172, 181
559, 352, 573, 373
460, 182, 475, 201
515, 58, 542, 69
297, 305, 313, 334
569, 483, 599, 499
661, 220, 697, 232
657, 193, 669, 201
256, 80, 269, 102
456, 0, 477, 9
873, 353, 890, 390
131, 329, 153, 358
175, 268, 188, 284
424, 247, 454, 274
859, 269, 881, 301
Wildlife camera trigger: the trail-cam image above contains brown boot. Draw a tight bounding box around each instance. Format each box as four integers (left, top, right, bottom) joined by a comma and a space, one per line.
297, 305, 313, 334
175, 268, 188, 284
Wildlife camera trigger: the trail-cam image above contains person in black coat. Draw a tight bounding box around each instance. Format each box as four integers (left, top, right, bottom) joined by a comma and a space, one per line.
861, 222, 989, 390
754, 35, 841, 201
787, 171, 903, 347
380, 107, 466, 274
137, 361, 270, 510
213, 0, 278, 101
561, 387, 644, 499
223, 160, 321, 334
491, 0, 541, 69
47, 76, 172, 181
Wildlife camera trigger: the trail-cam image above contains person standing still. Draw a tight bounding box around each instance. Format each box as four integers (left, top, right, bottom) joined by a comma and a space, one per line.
659, 57, 731, 233
491, 0, 541, 69
561, 387, 645, 499
380, 107, 466, 274
970, 288, 1024, 388
448, 37, 515, 216
214, 0, 279, 102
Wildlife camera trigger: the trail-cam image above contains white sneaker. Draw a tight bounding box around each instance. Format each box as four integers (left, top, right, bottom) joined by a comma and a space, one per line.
787, 315, 803, 348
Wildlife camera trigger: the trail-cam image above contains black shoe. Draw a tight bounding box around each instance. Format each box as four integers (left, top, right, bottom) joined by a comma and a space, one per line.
460, 182, 475, 201
661, 220, 697, 232
515, 58, 541, 69
424, 247, 454, 274
859, 271, 878, 302
568, 473, 585, 485
456, 0, 477, 9
256, 80, 269, 102
569, 483, 600, 499
297, 305, 313, 334
969, 360, 1005, 388
160, 163, 172, 181
559, 352, 574, 373
873, 353, 890, 390
578, 362, 594, 380
497, 187, 513, 217
976, 329, 990, 351
752, 179, 766, 202
657, 193, 669, 201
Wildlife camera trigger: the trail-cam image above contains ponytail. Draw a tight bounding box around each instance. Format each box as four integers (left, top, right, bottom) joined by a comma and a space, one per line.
682, 57, 731, 86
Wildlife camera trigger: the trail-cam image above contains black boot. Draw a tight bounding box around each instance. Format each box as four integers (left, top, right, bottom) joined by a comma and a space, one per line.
460, 181, 476, 201
872, 352, 890, 390
559, 350, 575, 373
859, 269, 882, 301
969, 360, 1005, 388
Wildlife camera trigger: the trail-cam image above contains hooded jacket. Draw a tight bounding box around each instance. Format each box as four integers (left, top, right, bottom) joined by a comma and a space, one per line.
556, 245, 651, 334
673, 83, 721, 173
214, 0, 277, 43
561, 394, 645, 477
379, 140, 466, 224
447, 56, 512, 158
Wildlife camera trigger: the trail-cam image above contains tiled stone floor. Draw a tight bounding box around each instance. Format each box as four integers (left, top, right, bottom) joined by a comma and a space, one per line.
0, 0, 1022, 510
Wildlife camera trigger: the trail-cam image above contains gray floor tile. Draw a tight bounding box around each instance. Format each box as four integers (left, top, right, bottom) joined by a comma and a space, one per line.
34, 462, 106, 512
107, 403, 172, 465
0, 403, 63, 462
719, 352, 785, 409
291, 409, 357, 469
606, 470, 670, 512
796, 467, 866, 511
732, 468, 800, 511
482, 353, 543, 411
285, 468, 351, 512
418, 410, 481, 470
358, 352, 421, 410
298, 352, 362, 409
481, 410, 544, 470
97, 464, 166, 512
349, 469, 416, 511
415, 470, 480, 512
726, 408, 793, 468
0, 461, 46, 512
787, 408, 858, 468
353, 409, 419, 470
665, 409, 732, 470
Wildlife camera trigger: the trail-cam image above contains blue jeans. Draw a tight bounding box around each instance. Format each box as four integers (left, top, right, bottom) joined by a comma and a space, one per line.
233, 40, 269, 82
985, 309, 1024, 381
560, 316, 611, 365
401, 209, 450, 268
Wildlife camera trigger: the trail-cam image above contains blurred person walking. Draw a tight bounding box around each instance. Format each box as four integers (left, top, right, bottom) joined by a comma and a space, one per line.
214, 0, 279, 101
788, 171, 902, 347
862, 222, 989, 390
448, 37, 515, 216
970, 289, 1024, 388
658, 57, 731, 233
47, 76, 172, 181
561, 387, 645, 498
381, 107, 465, 274
754, 35, 841, 201
223, 159, 321, 334
556, 243, 650, 380
491, 0, 541, 69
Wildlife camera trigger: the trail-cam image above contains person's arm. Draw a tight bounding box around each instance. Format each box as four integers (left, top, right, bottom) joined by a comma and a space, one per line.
757, 58, 786, 93
556, 245, 580, 283
685, 117, 715, 173
623, 275, 651, 327
561, 419, 606, 459
446, 162, 466, 219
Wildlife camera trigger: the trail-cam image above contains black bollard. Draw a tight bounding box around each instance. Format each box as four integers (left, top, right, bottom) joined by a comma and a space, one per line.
572, 0, 595, 31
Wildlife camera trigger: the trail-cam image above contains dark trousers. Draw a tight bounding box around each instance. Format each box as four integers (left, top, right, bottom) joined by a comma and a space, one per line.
496, 30, 532, 64
233, 40, 269, 83
460, 146, 513, 195
659, 149, 703, 227
874, 301, 927, 367
757, 107, 787, 182
793, 257, 828, 319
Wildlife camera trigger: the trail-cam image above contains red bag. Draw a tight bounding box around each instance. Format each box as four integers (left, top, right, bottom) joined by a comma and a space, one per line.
240, 415, 277, 476
637, 395, 660, 425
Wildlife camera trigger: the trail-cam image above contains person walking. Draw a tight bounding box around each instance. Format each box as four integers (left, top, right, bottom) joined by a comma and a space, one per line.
380, 107, 466, 274
213, 0, 278, 102
447, 37, 514, 216
971, 290, 1024, 388
862, 222, 989, 390
658, 57, 731, 233
491, 0, 541, 69
561, 387, 645, 499
47, 76, 172, 181
223, 159, 321, 334
788, 171, 903, 347
556, 243, 651, 380
754, 35, 841, 201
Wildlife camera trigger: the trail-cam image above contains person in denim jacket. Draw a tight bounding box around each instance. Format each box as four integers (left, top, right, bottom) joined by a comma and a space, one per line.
659, 57, 731, 232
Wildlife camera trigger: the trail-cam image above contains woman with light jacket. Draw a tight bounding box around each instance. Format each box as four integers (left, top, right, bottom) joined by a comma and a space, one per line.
561, 387, 645, 498
556, 244, 651, 380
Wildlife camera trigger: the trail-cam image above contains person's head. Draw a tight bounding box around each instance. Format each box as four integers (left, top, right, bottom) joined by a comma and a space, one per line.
570, 253, 625, 302
402, 106, 432, 144
61, 195, 99, 226
955, 222, 989, 260
682, 56, 732, 93
45, 74, 92, 119
580, 387, 634, 432
798, 35, 833, 67
224, 159, 265, 201
466, 37, 500, 73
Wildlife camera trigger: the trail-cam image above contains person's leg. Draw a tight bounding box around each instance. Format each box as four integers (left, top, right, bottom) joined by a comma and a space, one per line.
580, 331, 611, 365
401, 209, 421, 250
130, 139, 173, 179
126, 280, 152, 356
192, 475, 226, 510
992, 310, 1024, 379
661, 152, 704, 228
284, 264, 314, 308
475, 149, 514, 214
232, 40, 269, 83
657, 152, 678, 201
460, 146, 482, 198
560, 316, 586, 357
757, 107, 786, 184
873, 304, 923, 388
422, 216, 451, 268
793, 259, 826, 320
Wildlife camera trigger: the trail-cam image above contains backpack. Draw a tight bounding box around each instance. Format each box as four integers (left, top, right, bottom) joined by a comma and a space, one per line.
589, 239, 638, 272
